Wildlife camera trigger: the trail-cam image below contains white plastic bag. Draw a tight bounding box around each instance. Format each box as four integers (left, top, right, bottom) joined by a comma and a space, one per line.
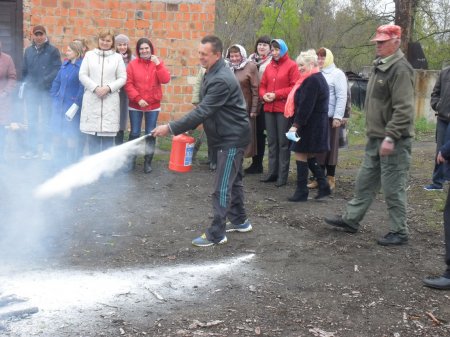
65, 103, 79, 121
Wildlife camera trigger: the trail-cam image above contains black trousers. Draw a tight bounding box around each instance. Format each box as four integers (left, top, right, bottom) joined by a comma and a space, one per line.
443, 187, 450, 277
206, 147, 247, 243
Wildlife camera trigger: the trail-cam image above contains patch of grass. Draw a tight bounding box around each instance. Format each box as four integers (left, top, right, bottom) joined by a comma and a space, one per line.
348, 106, 366, 146
347, 109, 436, 144
414, 117, 435, 141
156, 135, 173, 152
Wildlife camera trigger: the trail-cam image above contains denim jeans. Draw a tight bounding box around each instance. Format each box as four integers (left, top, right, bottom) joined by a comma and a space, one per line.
87, 134, 114, 155
432, 118, 450, 186
24, 88, 52, 154
129, 109, 159, 138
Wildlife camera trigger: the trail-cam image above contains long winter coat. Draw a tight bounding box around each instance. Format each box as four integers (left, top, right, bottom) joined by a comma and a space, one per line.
125, 56, 171, 111
228, 57, 259, 157
291, 72, 330, 153
259, 53, 300, 113
0, 52, 16, 125
431, 66, 450, 122
79, 49, 126, 133
49, 58, 84, 137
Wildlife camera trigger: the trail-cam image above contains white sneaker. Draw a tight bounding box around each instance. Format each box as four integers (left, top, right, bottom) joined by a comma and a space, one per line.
21, 151, 37, 159
41, 152, 52, 160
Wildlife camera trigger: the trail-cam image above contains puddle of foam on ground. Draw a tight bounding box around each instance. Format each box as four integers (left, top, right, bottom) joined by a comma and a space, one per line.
0, 254, 255, 314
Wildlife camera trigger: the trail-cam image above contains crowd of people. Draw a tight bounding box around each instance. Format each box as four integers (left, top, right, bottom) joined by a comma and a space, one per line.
0, 26, 170, 173
1, 24, 449, 289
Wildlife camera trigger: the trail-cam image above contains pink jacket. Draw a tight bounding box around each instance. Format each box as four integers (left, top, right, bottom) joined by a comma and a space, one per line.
0, 52, 17, 124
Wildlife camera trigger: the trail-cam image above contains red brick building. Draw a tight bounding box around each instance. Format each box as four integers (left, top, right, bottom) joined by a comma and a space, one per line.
0, 0, 216, 122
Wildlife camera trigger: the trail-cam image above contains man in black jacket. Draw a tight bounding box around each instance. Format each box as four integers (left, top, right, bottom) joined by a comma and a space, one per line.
22, 25, 61, 159
424, 66, 450, 191
423, 138, 450, 290
152, 35, 252, 247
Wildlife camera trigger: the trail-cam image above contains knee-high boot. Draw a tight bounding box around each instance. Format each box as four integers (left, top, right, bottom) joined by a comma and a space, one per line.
144, 136, 155, 174
245, 135, 266, 174
115, 130, 124, 145
288, 160, 309, 202
125, 134, 139, 172
308, 157, 331, 199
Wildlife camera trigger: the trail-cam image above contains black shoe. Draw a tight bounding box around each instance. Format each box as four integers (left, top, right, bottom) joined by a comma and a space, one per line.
324, 216, 358, 233
377, 232, 408, 246
288, 189, 308, 202
275, 180, 286, 187
144, 164, 152, 174
244, 164, 263, 174
315, 186, 331, 200
260, 174, 277, 183
423, 276, 450, 290
144, 155, 153, 174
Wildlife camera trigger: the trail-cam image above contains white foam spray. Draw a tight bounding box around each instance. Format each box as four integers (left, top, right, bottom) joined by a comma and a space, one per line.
34, 135, 150, 199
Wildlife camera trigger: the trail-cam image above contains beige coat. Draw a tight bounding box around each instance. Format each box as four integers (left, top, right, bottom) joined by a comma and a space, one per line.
79, 49, 126, 133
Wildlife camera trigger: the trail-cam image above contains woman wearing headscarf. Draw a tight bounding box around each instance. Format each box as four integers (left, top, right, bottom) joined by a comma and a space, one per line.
226, 44, 259, 159
79, 29, 127, 154
245, 35, 272, 174
115, 34, 134, 145
259, 39, 300, 187
49, 41, 85, 165
287, 49, 330, 202
125, 37, 170, 173
308, 48, 348, 191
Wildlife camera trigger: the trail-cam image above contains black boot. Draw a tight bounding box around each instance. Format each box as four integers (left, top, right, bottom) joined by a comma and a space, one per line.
288, 161, 309, 202
125, 134, 139, 172
115, 130, 124, 146
144, 136, 155, 174
209, 146, 217, 171
260, 174, 277, 182
308, 157, 331, 199
245, 155, 263, 174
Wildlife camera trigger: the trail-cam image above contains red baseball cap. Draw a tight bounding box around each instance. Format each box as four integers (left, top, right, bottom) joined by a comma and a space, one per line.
371, 25, 401, 42
32, 25, 47, 35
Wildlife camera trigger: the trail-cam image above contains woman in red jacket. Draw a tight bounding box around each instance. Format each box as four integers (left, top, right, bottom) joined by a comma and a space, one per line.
259, 39, 300, 187
125, 38, 170, 173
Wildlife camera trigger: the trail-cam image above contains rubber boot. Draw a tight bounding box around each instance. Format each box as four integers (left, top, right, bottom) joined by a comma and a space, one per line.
308, 157, 331, 199
125, 134, 138, 172
144, 136, 155, 174
245, 155, 263, 174
115, 130, 124, 146
288, 161, 309, 202
208, 146, 217, 171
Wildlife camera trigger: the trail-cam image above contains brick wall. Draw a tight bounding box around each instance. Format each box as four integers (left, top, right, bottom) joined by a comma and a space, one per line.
22, 0, 216, 123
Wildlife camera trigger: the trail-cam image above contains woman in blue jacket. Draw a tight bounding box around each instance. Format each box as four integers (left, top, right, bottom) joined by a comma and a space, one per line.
49, 41, 85, 166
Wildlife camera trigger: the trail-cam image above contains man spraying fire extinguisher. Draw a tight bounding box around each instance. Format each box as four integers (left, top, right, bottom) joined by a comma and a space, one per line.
152, 35, 253, 247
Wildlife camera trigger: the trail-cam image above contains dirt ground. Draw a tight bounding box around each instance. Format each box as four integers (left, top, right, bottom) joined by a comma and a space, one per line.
1, 137, 450, 337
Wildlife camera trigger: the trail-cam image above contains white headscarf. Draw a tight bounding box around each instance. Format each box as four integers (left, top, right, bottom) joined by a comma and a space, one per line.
225, 44, 249, 72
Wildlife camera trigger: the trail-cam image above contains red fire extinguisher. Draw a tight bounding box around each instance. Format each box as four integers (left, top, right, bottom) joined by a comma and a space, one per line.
169, 134, 196, 173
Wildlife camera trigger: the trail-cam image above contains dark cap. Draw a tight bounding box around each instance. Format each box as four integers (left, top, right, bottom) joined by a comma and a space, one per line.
371, 25, 401, 42
32, 25, 47, 35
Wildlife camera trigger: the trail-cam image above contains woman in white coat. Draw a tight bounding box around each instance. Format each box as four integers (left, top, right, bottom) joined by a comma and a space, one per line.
79, 29, 127, 154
